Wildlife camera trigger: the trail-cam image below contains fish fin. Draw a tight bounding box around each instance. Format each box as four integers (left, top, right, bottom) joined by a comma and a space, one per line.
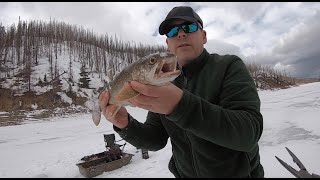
115, 84, 140, 101
91, 96, 102, 126
92, 110, 101, 126
108, 105, 121, 119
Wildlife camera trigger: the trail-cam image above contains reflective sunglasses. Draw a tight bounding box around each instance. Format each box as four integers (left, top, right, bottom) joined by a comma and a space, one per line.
165, 22, 202, 38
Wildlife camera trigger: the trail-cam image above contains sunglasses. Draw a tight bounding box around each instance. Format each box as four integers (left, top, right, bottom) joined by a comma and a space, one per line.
165, 22, 202, 38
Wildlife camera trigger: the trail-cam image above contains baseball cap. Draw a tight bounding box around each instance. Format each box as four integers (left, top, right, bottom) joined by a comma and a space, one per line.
159, 6, 203, 35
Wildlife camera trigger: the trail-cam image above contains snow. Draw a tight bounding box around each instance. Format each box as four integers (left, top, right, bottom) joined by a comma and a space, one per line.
31, 103, 38, 110
0, 82, 320, 178
159, 52, 168, 57
56, 92, 73, 105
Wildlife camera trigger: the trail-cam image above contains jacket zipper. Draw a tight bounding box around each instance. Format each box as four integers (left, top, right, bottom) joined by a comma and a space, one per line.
185, 131, 200, 177
178, 64, 199, 177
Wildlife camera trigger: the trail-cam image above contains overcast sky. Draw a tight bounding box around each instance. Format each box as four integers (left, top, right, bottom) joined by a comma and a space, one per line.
1, 2, 320, 78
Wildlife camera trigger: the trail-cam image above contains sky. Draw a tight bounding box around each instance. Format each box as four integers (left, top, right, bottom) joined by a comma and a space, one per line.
1, 82, 320, 178
1, 2, 320, 78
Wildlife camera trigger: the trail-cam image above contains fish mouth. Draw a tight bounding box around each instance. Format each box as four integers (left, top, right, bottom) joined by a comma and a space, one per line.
154, 56, 181, 79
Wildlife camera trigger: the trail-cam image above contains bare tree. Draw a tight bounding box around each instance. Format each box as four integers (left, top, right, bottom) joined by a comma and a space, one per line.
0, 17, 168, 93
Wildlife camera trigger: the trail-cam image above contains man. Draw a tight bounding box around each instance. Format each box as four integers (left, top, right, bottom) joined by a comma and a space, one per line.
99, 6, 264, 178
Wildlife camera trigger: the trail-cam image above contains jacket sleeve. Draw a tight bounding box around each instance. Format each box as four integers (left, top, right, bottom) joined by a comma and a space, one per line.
166, 57, 263, 152
113, 111, 169, 151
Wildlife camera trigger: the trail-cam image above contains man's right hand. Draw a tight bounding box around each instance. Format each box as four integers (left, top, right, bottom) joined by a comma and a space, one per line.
99, 90, 129, 129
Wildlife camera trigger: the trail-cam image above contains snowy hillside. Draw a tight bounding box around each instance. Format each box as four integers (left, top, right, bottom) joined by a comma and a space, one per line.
0, 42, 135, 118
0, 82, 320, 178
1, 43, 112, 94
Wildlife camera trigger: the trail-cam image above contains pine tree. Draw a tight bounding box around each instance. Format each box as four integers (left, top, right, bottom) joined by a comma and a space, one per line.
44, 74, 47, 83
78, 65, 91, 88
68, 57, 74, 84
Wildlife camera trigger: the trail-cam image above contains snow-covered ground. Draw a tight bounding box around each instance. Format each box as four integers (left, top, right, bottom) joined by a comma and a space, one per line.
1, 82, 320, 178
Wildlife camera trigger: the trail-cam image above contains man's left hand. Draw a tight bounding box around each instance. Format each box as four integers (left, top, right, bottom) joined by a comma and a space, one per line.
127, 81, 183, 115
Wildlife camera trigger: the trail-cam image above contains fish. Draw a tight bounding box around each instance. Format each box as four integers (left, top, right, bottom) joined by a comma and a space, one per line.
91, 52, 181, 126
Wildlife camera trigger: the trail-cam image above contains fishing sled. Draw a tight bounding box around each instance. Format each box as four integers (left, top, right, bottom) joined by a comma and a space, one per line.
76, 134, 133, 178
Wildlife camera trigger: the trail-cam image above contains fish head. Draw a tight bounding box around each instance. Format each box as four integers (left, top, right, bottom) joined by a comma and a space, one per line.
133, 52, 181, 85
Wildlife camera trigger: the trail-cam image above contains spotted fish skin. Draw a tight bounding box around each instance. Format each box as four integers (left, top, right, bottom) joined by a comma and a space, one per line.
92, 52, 181, 126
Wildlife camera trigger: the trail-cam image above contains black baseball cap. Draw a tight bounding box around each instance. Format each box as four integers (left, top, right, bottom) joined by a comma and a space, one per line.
159, 6, 203, 35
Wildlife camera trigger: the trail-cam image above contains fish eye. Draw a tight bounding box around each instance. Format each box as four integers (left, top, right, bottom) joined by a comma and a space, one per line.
149, 58, 157, 65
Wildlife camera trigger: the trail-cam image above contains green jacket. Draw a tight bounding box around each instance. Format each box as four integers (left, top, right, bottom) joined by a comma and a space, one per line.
114, 49, 264, 178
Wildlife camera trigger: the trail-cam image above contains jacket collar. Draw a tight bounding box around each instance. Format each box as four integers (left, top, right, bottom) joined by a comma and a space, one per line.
179, 48, 209, 80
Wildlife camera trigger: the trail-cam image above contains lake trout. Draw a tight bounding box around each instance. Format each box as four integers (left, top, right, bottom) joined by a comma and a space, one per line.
92, 52, 181, 126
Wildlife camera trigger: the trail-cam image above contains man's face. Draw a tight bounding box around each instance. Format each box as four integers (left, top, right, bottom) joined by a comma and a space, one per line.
166, 19, 207, 65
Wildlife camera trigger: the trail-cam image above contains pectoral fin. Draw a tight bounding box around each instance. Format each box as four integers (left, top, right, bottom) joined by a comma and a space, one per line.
108, 105, 121, 119
115, 83, 140, 101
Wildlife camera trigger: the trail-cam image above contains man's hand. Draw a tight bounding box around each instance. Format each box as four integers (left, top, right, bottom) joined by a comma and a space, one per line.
99, 90, 129, 129
128, 81, 183, 115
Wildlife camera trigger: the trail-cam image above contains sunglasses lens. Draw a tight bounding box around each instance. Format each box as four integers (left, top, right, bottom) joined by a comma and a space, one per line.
188, 23, 198, 33
166, 26, 179, 38
166, 22, 199, 38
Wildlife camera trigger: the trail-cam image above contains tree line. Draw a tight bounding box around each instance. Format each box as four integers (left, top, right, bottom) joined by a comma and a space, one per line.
0, 17, 298, 92
0, 17, 167, 90
246, 62, 296, 90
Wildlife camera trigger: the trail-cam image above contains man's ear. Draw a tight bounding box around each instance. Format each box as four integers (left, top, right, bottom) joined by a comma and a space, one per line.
202, 30, 207, 44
